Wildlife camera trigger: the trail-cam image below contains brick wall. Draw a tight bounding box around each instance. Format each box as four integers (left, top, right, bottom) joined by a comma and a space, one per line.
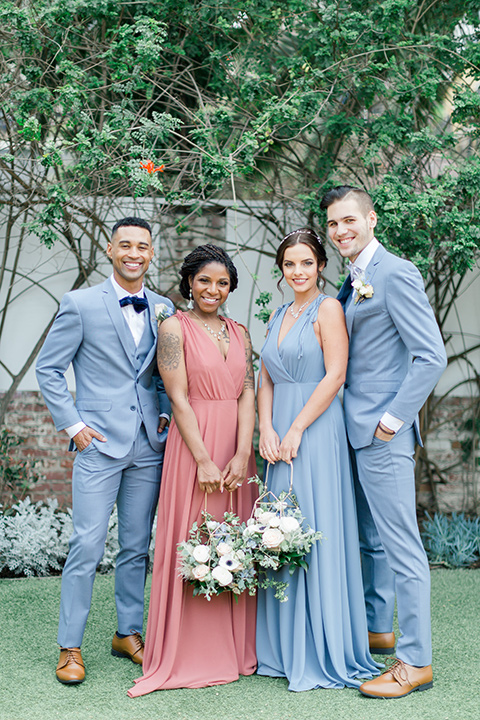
2, 391, 73, 507
2, 391, 479, 513
417, 396, 479, 513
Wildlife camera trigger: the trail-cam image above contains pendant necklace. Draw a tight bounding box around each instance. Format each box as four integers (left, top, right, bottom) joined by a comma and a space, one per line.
289, 292, 319, 319
190, 310, 226, 341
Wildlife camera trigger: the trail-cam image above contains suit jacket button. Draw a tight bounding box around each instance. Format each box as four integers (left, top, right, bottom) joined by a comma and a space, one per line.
130, 405, 136, 411
344, 383, 349, 389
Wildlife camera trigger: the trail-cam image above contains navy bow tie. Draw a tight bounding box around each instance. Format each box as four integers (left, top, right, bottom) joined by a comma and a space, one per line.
119, 296, 149, 313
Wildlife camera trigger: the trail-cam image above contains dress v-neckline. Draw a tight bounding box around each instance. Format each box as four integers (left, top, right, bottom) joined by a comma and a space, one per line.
276, 303, 306, 350
184, 312, 230, 362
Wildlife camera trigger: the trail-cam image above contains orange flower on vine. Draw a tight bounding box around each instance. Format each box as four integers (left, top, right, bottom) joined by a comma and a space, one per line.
140, 160, 165, 174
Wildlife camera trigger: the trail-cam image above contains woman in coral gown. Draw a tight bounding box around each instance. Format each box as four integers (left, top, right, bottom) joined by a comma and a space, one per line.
129, 245, 257, 696
256, 228, 378, 691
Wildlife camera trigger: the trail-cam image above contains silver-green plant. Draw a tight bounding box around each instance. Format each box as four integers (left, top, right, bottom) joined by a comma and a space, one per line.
422, 512, 480, 568
0, 498, 157, 577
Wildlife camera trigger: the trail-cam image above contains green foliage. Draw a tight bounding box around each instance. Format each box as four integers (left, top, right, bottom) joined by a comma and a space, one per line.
254, 291, 273, 324
422, 512, 480, 567
0, 429, 42, 506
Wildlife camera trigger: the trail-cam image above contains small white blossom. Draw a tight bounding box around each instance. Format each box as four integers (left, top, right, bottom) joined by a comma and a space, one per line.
155, 303, 173, 322
211, 565, 234, 586
279, 516, 301, 533
219, 554, 243, 571
262, 528, 285, 549
192, 564, 210, 580
216, 542, 233, 556
192, 544, 210, 563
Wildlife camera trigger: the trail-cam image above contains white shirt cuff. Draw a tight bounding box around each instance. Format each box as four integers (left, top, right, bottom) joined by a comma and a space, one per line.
380, 412, 404, 433
159, 413, 170, 421
65, 421, 86, 439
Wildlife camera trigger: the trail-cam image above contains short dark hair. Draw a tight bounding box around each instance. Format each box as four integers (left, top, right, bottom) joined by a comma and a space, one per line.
179, 244, 239, 299
111, 216, 152, 239
320, 185, 375, 215
275, 228, 327, 292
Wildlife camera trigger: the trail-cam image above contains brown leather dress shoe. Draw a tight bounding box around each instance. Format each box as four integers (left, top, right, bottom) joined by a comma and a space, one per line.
360, 659, 433, 698
111, 632, 144, 665
56, 648, 85, 684
368, 630, 395, 655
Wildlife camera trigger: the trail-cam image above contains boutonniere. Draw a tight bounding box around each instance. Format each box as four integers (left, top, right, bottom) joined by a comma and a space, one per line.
352, 277, 374, 304
155, 303, 173, 324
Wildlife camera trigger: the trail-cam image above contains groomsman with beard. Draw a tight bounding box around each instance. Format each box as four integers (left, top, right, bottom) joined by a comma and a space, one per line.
321, 186, 447, 698
36, 217, 174, 684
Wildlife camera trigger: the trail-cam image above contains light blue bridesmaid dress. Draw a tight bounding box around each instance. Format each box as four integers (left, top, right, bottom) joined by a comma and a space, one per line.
256, 296, 379, 691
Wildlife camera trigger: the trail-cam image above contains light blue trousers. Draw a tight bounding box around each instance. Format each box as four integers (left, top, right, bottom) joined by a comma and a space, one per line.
57, 426, 162, 648
353, 425, 432, 667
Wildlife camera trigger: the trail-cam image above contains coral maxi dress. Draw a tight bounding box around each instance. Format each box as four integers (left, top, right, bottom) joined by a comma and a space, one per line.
129, 311, 258, 696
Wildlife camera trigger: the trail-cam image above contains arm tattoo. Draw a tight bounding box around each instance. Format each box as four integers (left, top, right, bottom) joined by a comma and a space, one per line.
157, 332, 182, 371
243, 329, 254, 391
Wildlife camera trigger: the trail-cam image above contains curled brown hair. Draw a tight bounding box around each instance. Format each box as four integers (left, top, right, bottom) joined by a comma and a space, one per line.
275, 228, 327, 292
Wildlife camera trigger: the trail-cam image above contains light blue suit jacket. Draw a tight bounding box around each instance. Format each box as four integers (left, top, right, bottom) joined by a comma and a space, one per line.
338, 244, 447, 450
36, 277, 174, 458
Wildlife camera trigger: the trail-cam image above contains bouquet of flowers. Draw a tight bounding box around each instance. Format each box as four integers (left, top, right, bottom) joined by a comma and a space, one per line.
244, 463, 323, 601
178, 509, 257, 601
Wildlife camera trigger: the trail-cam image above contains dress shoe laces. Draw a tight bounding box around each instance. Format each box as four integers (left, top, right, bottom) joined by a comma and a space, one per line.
130, 631, 144, 653
62, 649, 84, 668
386, 658, 409, 685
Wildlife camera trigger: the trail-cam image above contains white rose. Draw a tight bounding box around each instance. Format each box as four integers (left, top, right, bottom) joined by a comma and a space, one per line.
155, 303, 172, 320
243, 524, 261, 536
268, 516, 281, 528
352, 279, 363, 291
262, 528, 285, 549
211, 565, 233, 586
216, 542, 232, 556
192, 544, 210, 563
259, 511, 276, 525
279, 516, 300, 533
192, 564, 210, 580
254, 507, 264, 519
364, 285, 374, 298
206, 520, 219, 531
219, 554, 242, 572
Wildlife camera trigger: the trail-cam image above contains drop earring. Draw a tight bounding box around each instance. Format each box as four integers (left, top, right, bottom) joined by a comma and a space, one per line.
187, 289, 194, 310
222, 300, 231, 317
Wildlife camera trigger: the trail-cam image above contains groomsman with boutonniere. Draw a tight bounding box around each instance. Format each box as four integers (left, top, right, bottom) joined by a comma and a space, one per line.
36, 217, 174, 685
321, 186, 447, 699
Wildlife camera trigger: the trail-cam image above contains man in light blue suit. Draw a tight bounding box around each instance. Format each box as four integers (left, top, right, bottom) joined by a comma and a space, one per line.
321, 186, 447, 699
36, 217, 174, 684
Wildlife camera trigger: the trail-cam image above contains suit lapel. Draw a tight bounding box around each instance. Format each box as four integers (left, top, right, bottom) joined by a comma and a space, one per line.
345, 244, 386, 336
337, 276, 352, 307
138, 289, 159, 375
102, 278, 137, 363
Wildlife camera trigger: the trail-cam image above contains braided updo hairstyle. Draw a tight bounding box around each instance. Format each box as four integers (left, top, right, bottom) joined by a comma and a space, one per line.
275, 227, 327, 292
179, 244, 239, 299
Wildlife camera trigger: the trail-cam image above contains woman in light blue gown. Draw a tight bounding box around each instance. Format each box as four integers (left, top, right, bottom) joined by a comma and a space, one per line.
256, 228, 378, 691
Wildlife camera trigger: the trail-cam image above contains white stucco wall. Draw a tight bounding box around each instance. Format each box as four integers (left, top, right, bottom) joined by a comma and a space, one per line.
0, 201, 478, 397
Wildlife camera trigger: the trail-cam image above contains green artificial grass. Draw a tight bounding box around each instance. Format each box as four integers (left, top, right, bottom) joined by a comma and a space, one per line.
1, 569, 478, 720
